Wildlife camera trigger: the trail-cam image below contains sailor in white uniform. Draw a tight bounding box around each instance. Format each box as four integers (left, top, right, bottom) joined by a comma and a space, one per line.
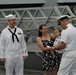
50, 15, 76, 75
0, 14, 28, 75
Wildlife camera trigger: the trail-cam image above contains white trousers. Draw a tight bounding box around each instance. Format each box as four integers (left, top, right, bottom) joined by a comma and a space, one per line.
57, 56, 76, 75
5, 54, 24, 75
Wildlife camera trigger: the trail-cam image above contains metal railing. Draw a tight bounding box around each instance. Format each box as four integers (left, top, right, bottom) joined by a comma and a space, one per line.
0, 6, 75, 31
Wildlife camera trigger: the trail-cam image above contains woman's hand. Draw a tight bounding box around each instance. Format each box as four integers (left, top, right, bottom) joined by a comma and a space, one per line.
51, 51, 55, 59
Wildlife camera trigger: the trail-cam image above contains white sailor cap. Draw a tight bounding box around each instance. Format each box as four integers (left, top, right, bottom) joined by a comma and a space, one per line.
56, 15, 69, 25
5, 14, 16, 20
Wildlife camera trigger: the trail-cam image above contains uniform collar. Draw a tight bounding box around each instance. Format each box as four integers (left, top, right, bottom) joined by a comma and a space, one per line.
64, 23, 72, 29
7, 26, 17, 29
66, 23, 72, 27
56, 36, 61, 39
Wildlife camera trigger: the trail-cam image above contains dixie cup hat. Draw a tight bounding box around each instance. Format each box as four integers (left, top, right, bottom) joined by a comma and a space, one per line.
5, 14, 16, 20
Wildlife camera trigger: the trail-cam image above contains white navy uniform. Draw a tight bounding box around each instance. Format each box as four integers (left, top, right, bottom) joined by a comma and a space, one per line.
0, 26, 28, 75
57, 23, 76, 75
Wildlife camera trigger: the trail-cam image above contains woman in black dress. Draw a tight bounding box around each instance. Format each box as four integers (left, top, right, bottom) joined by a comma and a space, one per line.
36, 24, 60, 75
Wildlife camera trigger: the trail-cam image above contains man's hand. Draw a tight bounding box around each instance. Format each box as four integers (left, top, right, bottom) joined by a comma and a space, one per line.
23, 56, 28, 60
0, 58, 6, 62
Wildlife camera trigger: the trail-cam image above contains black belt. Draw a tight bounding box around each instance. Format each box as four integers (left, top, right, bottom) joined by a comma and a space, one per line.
8, 28, 19, 42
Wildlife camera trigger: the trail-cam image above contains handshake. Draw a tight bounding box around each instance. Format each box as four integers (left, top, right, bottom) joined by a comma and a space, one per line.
46, 46, 55, 51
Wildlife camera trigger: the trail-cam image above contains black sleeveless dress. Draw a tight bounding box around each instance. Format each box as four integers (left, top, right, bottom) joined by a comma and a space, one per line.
42, 38, 60, 71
